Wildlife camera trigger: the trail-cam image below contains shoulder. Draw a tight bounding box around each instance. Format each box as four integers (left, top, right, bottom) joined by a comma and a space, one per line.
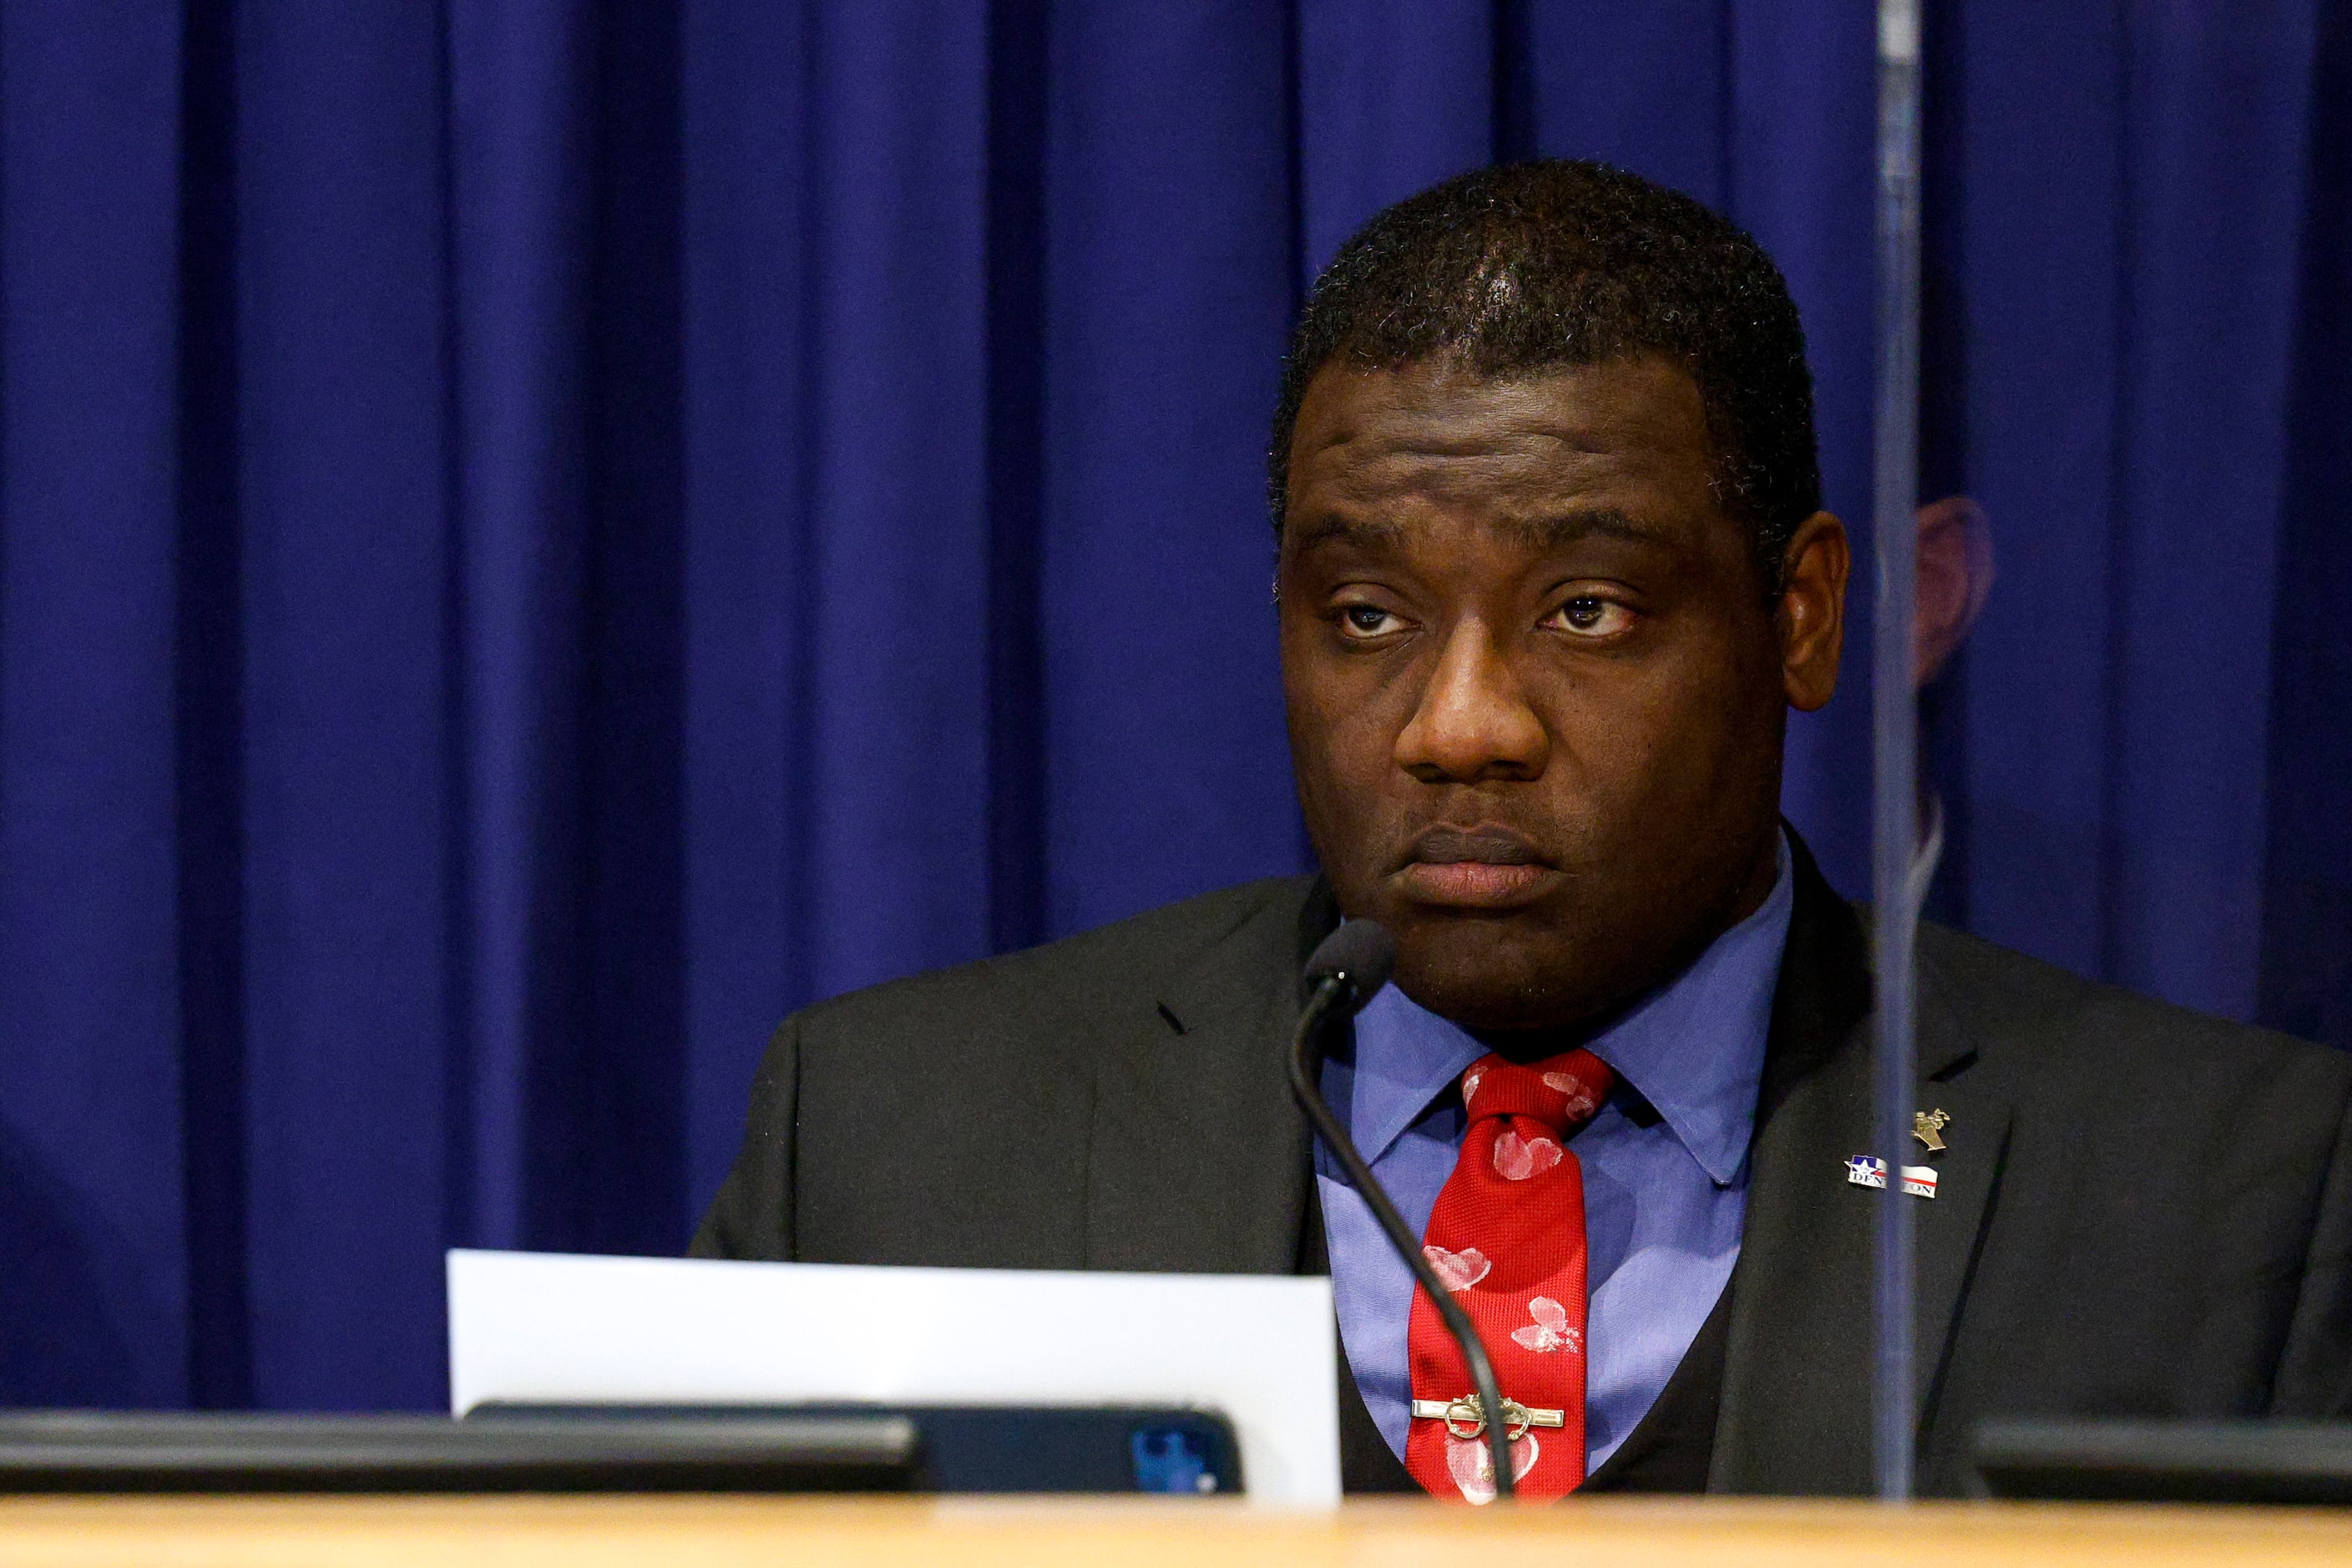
1916, 918, 2352, 1120
792, 874, 1319, 1050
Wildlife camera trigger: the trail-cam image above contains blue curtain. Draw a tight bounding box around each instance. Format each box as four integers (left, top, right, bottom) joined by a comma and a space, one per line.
0, 0, 2344, 1412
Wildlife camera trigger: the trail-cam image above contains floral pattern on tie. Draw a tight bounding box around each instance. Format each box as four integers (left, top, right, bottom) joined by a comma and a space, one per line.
1404, 1047, 1614, 1504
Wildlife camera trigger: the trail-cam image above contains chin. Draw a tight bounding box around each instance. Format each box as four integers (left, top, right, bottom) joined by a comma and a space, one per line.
1386, 919, 1611, 1034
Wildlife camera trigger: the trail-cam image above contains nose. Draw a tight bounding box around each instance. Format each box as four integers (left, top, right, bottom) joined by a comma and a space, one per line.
1393, 618, 1550, 783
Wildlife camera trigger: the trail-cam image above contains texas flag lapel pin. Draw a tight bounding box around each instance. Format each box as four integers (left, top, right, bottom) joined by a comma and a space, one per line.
1845, 1153, 1938, 1198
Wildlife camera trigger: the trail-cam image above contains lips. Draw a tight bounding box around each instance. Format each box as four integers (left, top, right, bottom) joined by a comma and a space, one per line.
1393, 825, 1555, 909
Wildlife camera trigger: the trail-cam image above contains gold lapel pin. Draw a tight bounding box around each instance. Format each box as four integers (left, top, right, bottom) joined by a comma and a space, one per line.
1914, 1108, 1950, 1152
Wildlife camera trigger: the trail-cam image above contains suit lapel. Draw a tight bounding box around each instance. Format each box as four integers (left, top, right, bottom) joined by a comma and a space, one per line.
1083, 881, 1333, 1275
1908, 948, 2012, 1424
1708, 844, 1877, 1493
1708, 836, 2011, 1494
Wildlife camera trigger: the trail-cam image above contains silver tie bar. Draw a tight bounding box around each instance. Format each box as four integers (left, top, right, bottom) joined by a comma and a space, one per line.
1409, 1393, 1565, 1441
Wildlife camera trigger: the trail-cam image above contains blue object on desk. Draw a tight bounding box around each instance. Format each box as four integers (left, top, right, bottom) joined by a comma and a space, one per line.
1130, 1424, 1219, 1495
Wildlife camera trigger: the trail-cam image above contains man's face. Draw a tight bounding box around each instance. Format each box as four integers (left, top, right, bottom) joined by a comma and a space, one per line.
1277, 355, 1846, 1035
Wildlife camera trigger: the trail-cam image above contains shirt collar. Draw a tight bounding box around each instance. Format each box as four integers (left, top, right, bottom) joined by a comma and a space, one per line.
1342, 984, 1488, 1164
1343, 831, 1795, 1186
1586, 832, 1793, 1184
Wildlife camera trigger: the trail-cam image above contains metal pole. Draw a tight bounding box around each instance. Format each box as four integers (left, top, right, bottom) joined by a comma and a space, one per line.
1871, 0, 1924, 1506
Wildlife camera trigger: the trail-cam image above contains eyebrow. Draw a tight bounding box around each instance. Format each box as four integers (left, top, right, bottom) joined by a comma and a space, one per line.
1289, 507, 1669, 554
1499, 508, 1670, 550
1289, 513, 1408, 553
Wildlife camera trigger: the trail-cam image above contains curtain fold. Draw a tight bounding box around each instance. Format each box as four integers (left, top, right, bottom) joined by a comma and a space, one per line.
1, 0, 2344, 1410
1, 0, 191, 1407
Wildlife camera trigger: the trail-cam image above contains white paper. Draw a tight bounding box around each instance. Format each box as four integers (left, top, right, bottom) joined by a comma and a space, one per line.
446, 1249, 1340, 1506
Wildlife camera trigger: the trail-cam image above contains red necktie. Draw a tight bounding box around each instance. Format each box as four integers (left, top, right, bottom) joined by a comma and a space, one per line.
1404, 1048, 1614, 1503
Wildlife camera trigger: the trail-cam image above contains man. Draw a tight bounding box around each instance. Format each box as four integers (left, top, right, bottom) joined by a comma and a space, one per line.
694, 162, 2352, 1498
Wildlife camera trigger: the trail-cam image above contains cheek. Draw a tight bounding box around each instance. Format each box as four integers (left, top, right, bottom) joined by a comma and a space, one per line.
1282, 635, 1416, 853
1284, 683, 1377, 811
1540, 638, 1769, 818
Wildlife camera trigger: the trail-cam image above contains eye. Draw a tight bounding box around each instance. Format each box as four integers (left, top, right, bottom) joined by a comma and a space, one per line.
1338, 604, 1408, 640
1545, 594, 1636, 639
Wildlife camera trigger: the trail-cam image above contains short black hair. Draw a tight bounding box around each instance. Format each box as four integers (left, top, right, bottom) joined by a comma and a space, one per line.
1269, 159, 1821, 591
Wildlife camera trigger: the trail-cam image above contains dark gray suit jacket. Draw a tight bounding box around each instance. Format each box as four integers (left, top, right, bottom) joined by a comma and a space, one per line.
692, 837, 2352, 1495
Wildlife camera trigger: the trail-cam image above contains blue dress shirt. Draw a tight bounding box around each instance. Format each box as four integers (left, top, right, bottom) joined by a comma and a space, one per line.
1315, 834, 1794, 1471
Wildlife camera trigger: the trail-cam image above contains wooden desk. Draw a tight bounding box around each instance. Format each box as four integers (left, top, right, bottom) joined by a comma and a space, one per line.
3, 1495, 2350, 1568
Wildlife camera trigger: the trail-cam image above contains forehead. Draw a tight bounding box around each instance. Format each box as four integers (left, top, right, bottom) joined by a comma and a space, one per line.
1285, 356, 1721, 531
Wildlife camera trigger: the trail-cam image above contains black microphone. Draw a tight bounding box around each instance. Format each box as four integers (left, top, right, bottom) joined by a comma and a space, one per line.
1288, 920, 1518, 1503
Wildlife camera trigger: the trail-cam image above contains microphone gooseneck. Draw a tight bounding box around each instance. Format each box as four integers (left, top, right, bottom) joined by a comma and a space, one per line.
1287, 920, 1517, 1504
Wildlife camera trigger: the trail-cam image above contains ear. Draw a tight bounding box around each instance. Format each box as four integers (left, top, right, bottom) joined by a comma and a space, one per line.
1778, 511, 1849, 713
1914, 495, 1994, 686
